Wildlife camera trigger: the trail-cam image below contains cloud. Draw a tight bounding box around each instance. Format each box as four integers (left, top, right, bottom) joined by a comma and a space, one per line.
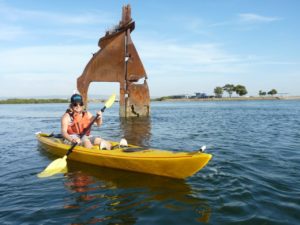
135, 37, 246, 75
0, 41, 298, 97
238, 13, 281, 23
0, 3, 114, 26
0, 45, 97, 74
0, 40, 247, 97
0, 45, 95, 97
0, 2, 114, 42
0, 72, 78, 97
0, 38, 256, 80
0, 24, 26, 40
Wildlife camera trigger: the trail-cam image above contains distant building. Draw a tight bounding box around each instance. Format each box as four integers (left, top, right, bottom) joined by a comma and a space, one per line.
195, 92, 208, 98
170, 95, 188, 99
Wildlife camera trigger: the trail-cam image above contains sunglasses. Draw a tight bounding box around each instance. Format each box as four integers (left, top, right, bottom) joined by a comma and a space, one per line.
72, 102, 84, 107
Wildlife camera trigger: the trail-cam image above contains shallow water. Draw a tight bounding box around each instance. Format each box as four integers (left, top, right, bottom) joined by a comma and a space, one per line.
0, 100, 300, 224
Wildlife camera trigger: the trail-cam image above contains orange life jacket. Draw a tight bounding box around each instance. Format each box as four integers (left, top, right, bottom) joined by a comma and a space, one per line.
67, 111, 91, 136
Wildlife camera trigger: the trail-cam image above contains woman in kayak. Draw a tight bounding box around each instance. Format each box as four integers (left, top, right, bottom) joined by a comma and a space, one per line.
61, 93, 111, 150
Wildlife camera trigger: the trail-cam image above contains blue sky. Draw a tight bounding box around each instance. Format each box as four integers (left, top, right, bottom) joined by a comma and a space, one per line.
0, 0, 299, 98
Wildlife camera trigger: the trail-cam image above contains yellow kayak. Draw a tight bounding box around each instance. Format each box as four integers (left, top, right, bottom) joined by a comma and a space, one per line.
36, 133, 212, 179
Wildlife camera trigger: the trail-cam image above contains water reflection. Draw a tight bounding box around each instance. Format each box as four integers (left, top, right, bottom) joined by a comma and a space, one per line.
119, 117, 152, 147
63, 161, 211, 224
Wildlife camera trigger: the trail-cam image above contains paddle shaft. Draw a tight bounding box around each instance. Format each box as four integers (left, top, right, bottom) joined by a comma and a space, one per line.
66, 106, 106, 156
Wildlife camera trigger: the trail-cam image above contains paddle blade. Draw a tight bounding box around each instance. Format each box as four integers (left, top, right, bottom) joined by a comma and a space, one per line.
37, 156, 67, 178
104, 94, 116, 108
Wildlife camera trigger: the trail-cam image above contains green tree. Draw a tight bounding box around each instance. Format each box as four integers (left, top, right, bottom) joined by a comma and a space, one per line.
223, 84, 235, 97
235, 85, 248, 96
268, 89, 277, 96
259, 90, 267, 96
214, 86, 223, 98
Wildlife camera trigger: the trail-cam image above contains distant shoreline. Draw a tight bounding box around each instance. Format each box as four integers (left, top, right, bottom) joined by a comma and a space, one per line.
0, 98, 109, 104
153, 96, 300, 102
0, 96, 300, 104
0, 98, 69, 104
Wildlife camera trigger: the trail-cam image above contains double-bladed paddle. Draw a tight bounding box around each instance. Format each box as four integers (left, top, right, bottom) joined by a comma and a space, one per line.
37, 94, 116, 178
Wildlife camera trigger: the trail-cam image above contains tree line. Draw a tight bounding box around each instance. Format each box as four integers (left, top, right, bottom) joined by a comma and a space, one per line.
214, 84, 277, 98
0, 98, 69, 104
258, 89, 277, 96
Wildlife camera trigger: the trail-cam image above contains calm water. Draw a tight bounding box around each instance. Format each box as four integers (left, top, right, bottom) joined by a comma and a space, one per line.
0, 100, 300, 224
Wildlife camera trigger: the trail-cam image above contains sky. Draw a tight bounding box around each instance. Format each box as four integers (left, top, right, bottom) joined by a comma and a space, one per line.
0, 0, 299, 98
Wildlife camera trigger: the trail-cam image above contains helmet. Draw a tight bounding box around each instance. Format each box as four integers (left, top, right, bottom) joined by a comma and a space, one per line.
70, 94, 83, 103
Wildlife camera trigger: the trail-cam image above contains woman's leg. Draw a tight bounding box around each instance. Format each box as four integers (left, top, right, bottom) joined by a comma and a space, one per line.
83, 139, 93, 148
94, 137, 111, 150
93, 137, 102, 145
82, 136, 93, 148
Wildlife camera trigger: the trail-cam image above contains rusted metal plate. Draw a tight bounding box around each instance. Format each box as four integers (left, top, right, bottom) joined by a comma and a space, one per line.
77, 5, 150, 117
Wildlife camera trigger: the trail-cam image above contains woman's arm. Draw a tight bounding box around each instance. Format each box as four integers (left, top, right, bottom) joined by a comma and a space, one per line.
88, 111, 102, 127
61, 113, 80, 143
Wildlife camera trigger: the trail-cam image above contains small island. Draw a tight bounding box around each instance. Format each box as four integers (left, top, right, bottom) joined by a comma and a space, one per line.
153, 84, 300, 101
152, 96, 300, 102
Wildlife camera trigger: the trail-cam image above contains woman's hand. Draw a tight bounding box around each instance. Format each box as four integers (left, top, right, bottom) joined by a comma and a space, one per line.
72, 137, 81, 144
96, 111, 102, 119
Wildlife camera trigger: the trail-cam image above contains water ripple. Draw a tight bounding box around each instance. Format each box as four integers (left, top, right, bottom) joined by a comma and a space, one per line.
1, 101, 300, 224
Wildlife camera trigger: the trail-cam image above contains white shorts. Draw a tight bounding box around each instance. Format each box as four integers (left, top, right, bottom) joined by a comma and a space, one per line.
64, 134, 98, 145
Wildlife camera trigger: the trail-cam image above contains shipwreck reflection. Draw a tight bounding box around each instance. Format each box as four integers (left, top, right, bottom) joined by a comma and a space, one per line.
119, 117, 152, 147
